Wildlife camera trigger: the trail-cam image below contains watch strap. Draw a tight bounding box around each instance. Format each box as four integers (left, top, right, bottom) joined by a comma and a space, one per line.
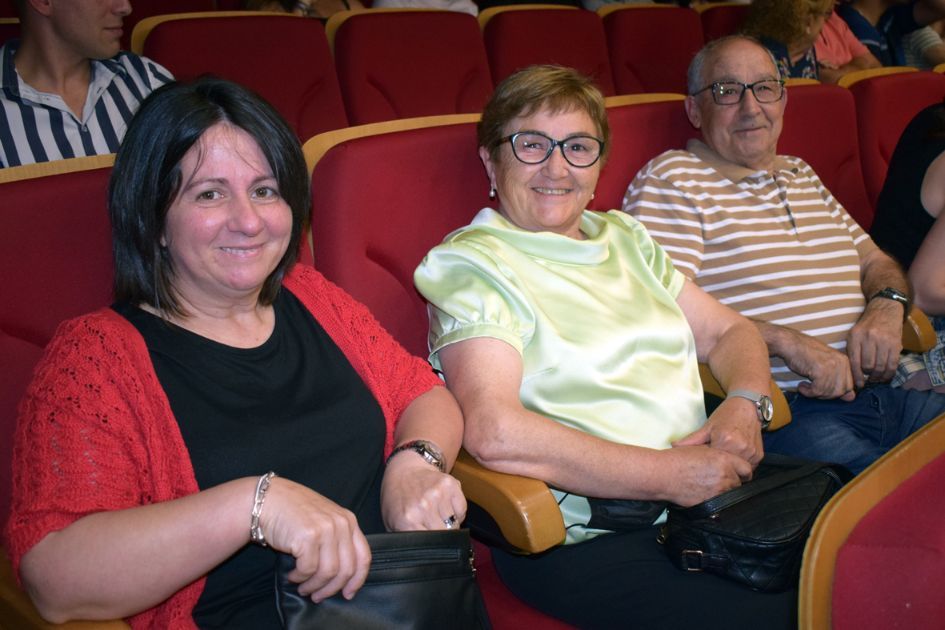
386, 439, 446, 473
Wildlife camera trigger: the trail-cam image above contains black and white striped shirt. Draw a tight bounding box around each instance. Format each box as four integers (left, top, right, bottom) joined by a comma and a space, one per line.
0, 40, 173, 168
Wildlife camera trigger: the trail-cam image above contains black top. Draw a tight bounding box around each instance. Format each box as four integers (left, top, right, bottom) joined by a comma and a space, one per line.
871, 104, 945, 270
115, 288, 387, 629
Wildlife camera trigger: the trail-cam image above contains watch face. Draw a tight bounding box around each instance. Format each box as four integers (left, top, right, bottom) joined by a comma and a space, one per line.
759, 396, 774, 422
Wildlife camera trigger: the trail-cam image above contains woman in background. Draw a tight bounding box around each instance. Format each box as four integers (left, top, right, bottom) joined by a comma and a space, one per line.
871, 100, 945, 394
742, 0, 836, 79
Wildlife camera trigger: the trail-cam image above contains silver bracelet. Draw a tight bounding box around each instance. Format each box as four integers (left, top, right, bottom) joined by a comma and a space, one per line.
250, 471, 277, 547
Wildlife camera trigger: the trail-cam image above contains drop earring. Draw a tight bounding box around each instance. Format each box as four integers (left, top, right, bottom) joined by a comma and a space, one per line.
489, 186, 497, 200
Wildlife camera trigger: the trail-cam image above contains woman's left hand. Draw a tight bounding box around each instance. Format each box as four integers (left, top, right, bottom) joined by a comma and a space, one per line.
380, 452, 467, 531
673, 397, 764, 467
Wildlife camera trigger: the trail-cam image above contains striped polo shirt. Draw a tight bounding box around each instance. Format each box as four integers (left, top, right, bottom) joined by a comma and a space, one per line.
623, 139, 876, 391
0, 40, 173, 168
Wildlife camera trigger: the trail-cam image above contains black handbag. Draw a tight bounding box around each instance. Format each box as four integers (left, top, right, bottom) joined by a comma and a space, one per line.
657, 453, 851, 592
275, 529, 492, 630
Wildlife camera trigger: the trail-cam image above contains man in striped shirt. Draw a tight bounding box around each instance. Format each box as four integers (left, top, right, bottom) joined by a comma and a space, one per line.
0, 0, 172, 168
623, 35, 945, 474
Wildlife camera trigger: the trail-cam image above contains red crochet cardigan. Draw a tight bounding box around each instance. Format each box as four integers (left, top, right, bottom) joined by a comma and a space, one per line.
4, 264, 442, 629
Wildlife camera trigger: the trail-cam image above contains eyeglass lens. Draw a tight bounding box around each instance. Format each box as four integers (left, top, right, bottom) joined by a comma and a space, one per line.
710, 81, 784, 105
509, 132, 602, 167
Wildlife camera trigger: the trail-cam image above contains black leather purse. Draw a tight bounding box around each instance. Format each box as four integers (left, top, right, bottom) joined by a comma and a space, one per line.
275, 529, 492, 629
657, 453, 851, 592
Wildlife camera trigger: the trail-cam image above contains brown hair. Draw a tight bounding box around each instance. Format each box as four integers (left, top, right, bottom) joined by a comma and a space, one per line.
478, 65, 611, 165
741, 0, 834, 48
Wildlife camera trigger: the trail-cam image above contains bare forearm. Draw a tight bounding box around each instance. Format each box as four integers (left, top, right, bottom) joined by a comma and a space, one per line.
463, 403, 676, 501
392, 385, 464, 470
21, 478, 256, 623
706, 320, 771, 395
860, 250, 910, 301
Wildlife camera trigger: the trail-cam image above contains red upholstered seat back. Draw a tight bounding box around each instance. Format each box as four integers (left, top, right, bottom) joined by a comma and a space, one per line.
779, 83, 874, 230
309, 120, 488, 357
120, 0, 215, 50
483, 8, 616, 96
847, 71, 945, 209
140, 14, 348, 140
698, 3, 749, 42
592, 97, 697, 211
0, 164, 115, 348
832, 452, 945, 630
332, 11, 493, 125
603, 7, 703, 95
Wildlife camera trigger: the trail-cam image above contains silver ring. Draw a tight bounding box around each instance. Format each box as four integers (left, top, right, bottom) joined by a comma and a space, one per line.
443, 514, 457, 529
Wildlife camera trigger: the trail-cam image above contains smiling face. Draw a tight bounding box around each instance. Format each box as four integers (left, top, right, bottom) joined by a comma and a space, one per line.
47, 0, 132, 61
685, 38, 786, 171
480, 106, 601, 240
161, 123, 293, 311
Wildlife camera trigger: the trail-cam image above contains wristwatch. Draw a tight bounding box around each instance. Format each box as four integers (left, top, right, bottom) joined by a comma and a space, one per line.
726, 389, 774, 431
386, 439, 446, 473
869, 287, 910, 316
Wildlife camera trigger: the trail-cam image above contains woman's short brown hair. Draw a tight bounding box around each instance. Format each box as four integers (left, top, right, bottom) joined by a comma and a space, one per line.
478, 65, 611, 165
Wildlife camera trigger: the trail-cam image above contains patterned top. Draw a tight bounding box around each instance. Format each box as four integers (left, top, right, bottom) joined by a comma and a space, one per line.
0, 40, 173, 168
415, 208, 702, 543
623, 139, 876, 392
762, 36, 819, 80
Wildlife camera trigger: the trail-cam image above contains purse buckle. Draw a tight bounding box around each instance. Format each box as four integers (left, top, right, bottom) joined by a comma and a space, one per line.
681, 549, 704, 572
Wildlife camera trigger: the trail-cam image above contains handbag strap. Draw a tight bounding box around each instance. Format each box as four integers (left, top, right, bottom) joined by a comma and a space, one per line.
681, 456, 829, 519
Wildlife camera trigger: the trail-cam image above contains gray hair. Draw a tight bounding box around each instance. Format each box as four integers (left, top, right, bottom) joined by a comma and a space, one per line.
686, 35, 782, 95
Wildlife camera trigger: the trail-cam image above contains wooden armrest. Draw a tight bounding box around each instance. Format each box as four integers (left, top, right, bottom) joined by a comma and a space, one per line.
903, 308, 936, 354
451, 449, 565, 554
698, 364, 791, 431
0, 548, 130, 629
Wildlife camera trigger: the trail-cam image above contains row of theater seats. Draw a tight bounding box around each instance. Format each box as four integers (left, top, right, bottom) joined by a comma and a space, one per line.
2, 79, 945, 628
118, 4, 754, 132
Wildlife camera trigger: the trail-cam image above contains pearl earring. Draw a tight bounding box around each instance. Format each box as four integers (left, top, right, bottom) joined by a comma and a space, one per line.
489, 187, 497, 200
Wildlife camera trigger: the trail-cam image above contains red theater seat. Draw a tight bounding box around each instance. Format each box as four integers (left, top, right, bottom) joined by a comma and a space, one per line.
304, 116, 572, 628
841, 68, 945, 209
133, 12, 349, 140
120, 0, 215, 50
779, 82, 874, 230
481, 5, 615, 96
600, 5, 703, 95
328, 10, 493, 125
801, 414, 945, 629
696, 1, 749, 42
593, 94, 697, 211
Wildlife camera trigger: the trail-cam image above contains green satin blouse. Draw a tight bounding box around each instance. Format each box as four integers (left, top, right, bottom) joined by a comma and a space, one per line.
414, 208, 706, 543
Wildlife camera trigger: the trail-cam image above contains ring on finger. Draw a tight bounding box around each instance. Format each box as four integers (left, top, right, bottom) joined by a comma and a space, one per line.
443, 514, 457, 529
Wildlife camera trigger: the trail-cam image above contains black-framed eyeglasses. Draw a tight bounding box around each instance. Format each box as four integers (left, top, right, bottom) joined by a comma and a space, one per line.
505, 131, 604, 168
690, 80, 785, 106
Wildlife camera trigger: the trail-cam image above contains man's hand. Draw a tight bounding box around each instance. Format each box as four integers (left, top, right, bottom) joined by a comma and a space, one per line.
846, 297, 904, 388
773, 326, 856, 400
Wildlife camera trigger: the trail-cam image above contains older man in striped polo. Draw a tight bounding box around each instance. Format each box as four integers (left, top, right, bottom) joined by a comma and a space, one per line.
623, 34, 945, 475
0, 0, 173, 168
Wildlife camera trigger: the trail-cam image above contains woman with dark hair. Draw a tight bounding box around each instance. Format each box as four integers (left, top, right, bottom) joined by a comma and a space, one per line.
871, 101, 945, 394
4, 77, 466, 628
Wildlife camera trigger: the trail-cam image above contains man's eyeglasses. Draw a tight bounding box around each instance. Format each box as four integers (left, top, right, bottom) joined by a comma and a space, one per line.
690, 80, 785, 106
505, 132, 604, 168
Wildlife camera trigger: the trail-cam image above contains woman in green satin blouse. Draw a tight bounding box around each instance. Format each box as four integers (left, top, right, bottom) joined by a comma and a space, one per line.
413, 65, 797, 629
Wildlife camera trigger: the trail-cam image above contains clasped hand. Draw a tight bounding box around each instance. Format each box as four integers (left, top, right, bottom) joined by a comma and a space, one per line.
256, 462, 465, 604
663, 398, 761, 506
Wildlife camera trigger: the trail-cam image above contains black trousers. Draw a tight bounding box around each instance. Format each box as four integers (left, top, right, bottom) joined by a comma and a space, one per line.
492, 528, 797, 630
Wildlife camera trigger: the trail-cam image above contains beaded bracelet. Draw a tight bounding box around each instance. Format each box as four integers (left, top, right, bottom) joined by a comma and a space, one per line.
250, 471, 277, 546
